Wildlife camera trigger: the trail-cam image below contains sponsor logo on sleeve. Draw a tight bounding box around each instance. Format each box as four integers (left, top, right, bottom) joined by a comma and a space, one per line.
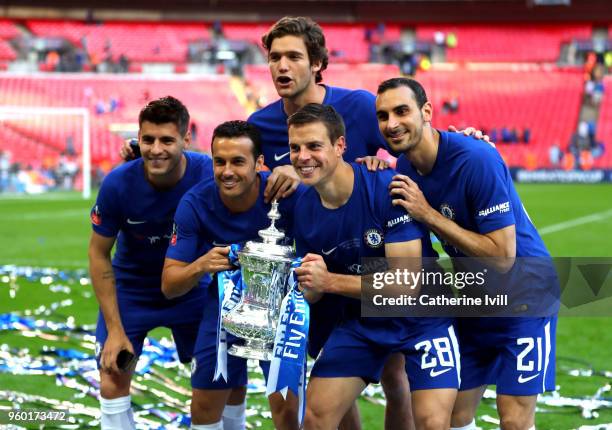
386, 214, 412, 228
478, 201, 510, 217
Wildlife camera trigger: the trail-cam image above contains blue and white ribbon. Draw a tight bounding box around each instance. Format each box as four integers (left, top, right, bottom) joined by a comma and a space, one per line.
266, 259, 309, 425
213, 245, 243, 382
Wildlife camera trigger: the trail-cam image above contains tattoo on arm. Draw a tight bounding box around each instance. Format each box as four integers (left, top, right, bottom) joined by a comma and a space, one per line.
101, 270, 115, 282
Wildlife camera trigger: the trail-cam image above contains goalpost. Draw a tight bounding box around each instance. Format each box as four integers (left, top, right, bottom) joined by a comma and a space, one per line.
0, 106, 91, 199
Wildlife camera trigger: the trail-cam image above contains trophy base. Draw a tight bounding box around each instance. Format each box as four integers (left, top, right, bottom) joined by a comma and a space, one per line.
228, 339, 274, 361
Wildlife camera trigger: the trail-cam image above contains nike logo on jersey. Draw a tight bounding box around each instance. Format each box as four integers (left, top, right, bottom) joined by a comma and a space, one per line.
517, 373, 540, 383
127, 219, 146, 225
212, 241, 229, 247
274, 151, 290, 162
321, 246, 338, 255
430, 368, 452, 378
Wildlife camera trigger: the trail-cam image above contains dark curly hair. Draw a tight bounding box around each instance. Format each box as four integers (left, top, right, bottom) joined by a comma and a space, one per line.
262, 16, 329, 84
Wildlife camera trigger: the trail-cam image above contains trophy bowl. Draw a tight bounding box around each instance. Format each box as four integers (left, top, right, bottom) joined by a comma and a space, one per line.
222, 202, 295, 361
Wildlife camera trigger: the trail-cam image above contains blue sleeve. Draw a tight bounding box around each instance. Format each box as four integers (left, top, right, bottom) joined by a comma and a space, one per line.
375, 168, 425, 244
165, 195, 204, 263
91, 174, 121, 238
385, 202, 427, 244
467, 152, 516, 234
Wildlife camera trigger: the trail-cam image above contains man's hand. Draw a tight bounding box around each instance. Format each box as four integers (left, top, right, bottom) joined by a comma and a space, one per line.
355, 156, 390, 171
100, 331, 134, 375
448, 125, 495, 147
295, 253, 331, 296
163, 247, 233, 299
264, 164, 301, 203
197, 246, 233, 274
389, 174, 436, 223
119, 139, 137, 161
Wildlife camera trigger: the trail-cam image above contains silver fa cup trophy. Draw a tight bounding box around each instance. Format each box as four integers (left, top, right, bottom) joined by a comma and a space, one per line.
222, 201, 295, 361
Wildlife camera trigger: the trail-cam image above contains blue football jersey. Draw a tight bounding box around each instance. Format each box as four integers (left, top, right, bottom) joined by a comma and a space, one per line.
395, 131, 557, 310
294, 164, 433, 350
248, 85, 392, 169
91, 152, 213, 297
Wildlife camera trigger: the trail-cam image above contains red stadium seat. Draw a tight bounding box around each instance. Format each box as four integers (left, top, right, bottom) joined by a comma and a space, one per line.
0, 39, 17, 61
27, 20, 211, 63
416, 67, 584, 168
594, 75, 612, 168
417, 24, 591, 62
0, 74, 246, 167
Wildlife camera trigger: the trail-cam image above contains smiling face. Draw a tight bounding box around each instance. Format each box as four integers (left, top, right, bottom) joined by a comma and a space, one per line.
139, 121, 189, 181
288, 121, 344, 187
375, 85, 432, 154
212, 135, 263, 201
268, 35, 321, 100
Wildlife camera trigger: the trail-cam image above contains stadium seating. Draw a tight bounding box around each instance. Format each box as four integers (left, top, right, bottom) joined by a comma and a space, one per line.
594, 75, 612, 168
417, 24, 591, 62
27, 20, 210, 63
0, 19, 20, 39
26, 20, 388, 64
0, 39, 16, 61
0, 74, 245, 167
416, 67, 584, 167
225, 22, 400, 63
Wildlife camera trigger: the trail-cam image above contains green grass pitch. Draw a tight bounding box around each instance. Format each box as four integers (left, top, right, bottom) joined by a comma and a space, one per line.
0, 184, 611, 429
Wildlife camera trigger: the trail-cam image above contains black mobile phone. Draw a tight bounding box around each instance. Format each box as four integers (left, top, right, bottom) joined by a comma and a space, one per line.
116, 349, 136, 372
129, 139, 141, 158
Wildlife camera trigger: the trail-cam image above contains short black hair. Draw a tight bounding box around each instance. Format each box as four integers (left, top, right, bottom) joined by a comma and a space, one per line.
212, 120, 262, 160
287, 103, 345, 143
262, 16, 328, 84
377, 78, 428, 109
138, 96, 190, 136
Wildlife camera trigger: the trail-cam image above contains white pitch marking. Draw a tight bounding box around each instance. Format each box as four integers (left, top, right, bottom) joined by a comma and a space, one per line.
0, 209, 85, 221
432, 208, 612, 258
538, 208, 612, 236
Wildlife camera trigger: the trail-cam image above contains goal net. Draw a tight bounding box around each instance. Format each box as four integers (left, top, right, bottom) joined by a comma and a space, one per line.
0, 106, 91, 199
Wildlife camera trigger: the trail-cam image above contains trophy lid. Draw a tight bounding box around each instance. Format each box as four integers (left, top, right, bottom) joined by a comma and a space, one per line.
240, 200, 294, 262
258, 200, 284, 244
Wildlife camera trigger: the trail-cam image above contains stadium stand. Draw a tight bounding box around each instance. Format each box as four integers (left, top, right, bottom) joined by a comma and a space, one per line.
0, 74, 244, 167
416, 67, 584, 167
0, 18, 607, 174
24, 20, 400, 65
0, 19, 20, 39
0, 39, 17, 61
225, 22, 401, 63
27, 20, 210, 63
594, 75, 612, 168
417, 24, 592, 62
